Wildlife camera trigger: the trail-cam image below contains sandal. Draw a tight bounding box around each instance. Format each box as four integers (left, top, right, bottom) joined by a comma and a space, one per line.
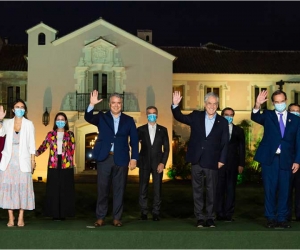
94, 219, 105, 227
7, 222, 14, 227
113, 220, 122, 227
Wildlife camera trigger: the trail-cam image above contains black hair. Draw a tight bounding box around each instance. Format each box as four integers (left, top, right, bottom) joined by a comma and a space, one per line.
271, 90, 287, 102
11, 99, 28, 118
53, 112, 69, 131
221, 107, 235, 116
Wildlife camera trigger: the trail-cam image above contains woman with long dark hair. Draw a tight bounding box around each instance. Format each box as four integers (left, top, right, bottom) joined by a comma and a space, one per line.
0, 99, 36, 227
36, 112, 75, 220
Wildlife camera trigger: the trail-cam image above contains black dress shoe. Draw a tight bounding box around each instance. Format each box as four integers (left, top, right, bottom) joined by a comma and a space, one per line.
266, 220, 277, 228
277, 221, 291, 228
296, 217, 300, 221
152, 214, 160, 221
196, 219, 205, 228
225, 216, 234, 222
53, 217, 65, 221
206, 219, 216, 228
216, 215, 224, 221
139, 214, 148, 220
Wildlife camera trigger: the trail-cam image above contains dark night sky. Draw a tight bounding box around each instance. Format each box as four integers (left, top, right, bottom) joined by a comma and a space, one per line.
1, 1, 300, 51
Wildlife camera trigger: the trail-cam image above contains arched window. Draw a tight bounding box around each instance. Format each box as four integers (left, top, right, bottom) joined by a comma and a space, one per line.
146, 35, 150, 42
38, 33, 46, 45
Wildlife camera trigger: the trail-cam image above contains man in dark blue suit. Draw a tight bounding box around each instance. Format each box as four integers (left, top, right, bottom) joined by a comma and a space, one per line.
251, 90, 300, 228
85, 90, 139, 227
172, 91, 229, 228
287, 103, 300, 221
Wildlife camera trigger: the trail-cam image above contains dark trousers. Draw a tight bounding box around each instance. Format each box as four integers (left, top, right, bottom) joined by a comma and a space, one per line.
96, 155, 128, 220
191, 164, 218, 220
139, 166, 163, 215
215, 165, 238, 218
288, 169, 300, 219
261, 155, 291, 222
45, 155, 75, 218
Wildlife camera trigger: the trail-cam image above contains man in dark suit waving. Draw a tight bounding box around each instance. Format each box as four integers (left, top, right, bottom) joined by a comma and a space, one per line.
137, 106, 170, 221
251, 90, 300, 228
172, 91, 229, 228
85, 90, 139, 227
216, 107, 245, 222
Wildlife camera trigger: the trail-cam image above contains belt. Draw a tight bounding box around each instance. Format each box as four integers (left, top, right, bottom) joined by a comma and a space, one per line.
109, 151, 114, 155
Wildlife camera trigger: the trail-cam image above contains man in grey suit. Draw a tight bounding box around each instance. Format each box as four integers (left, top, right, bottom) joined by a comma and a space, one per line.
137, 106, 170, 221
172, 91, 229, 228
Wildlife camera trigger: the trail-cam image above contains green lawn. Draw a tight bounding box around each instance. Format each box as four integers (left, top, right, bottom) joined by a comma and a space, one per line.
0, 179, 266, 222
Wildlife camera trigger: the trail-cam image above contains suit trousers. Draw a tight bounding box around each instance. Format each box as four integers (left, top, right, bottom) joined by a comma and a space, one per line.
96, 155, 128, 220
192, 164, 218, 220
139, 166, 163, 215
215, 165, 238, 218
261, 154, 291, 222
288, 169, 300, 219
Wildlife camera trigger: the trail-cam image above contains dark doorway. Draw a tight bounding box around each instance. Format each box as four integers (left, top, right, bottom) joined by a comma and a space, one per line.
85, 132, 98, 170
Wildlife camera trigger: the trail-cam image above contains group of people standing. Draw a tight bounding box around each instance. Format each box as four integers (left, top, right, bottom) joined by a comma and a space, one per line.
0, 100, 76, 226
0, 88, 299, 229
172, 89, 300, 229
85, 90, 170, 227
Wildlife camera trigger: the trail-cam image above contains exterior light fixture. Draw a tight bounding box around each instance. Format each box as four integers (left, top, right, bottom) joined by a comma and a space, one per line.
42, 107, 50, 126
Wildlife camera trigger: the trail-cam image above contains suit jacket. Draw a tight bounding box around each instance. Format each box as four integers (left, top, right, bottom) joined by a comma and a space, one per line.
84, 109, 139, 166
251, 109, 300, 169
36, 130, 75, 169
137, 124, 170, 169
226, 124, 245, 168
0, 117, 36, 172
172, 106, 229, 170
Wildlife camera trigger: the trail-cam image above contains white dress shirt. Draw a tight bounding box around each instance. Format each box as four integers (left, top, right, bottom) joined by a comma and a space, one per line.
148, 123, 157, 145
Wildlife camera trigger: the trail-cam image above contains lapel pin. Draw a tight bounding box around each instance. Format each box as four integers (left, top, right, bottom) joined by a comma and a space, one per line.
289, 119, 291, 122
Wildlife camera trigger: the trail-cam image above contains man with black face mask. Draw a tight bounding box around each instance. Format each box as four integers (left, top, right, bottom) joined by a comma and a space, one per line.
251, 90, 300, 229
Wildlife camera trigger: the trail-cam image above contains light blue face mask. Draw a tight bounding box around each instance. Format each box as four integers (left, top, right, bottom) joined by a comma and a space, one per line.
14, 108, 25, 118
290, 111, 300, 117
224, 116, 233, 124
274, 102, 286, 113
56, 120, 66, 129
147, 114, 157, 123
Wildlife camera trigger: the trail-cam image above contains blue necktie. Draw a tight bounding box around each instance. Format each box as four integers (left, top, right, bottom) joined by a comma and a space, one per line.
279, 113, 285, 137
279, 113, 285, 150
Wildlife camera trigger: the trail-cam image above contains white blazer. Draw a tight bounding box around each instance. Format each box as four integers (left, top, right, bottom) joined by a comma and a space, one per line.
0, 117, 36, 172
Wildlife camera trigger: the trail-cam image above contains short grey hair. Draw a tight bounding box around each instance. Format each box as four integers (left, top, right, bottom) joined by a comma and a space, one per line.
109, 92, 123, 102
204, 92, 219, 103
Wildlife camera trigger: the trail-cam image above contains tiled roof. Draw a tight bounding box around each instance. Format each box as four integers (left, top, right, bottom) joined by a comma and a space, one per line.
160, 44, 300, 74
0, 44, 28, 71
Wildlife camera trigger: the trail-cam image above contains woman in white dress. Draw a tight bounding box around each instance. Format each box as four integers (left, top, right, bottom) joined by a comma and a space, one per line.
0, 99, 36, 227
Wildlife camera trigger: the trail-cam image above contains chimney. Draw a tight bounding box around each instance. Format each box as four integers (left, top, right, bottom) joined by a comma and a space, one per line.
4, 37, 8, 45
137, 30, 152, 44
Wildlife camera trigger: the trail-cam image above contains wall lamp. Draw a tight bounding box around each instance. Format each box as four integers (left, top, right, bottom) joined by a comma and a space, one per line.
42, 107, 50, 126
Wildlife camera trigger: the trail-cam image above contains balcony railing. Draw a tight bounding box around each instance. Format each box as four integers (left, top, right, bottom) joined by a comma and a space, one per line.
61, 92, 139, 112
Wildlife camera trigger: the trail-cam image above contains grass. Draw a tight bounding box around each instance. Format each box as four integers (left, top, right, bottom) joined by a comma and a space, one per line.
0, 178, 266, 222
